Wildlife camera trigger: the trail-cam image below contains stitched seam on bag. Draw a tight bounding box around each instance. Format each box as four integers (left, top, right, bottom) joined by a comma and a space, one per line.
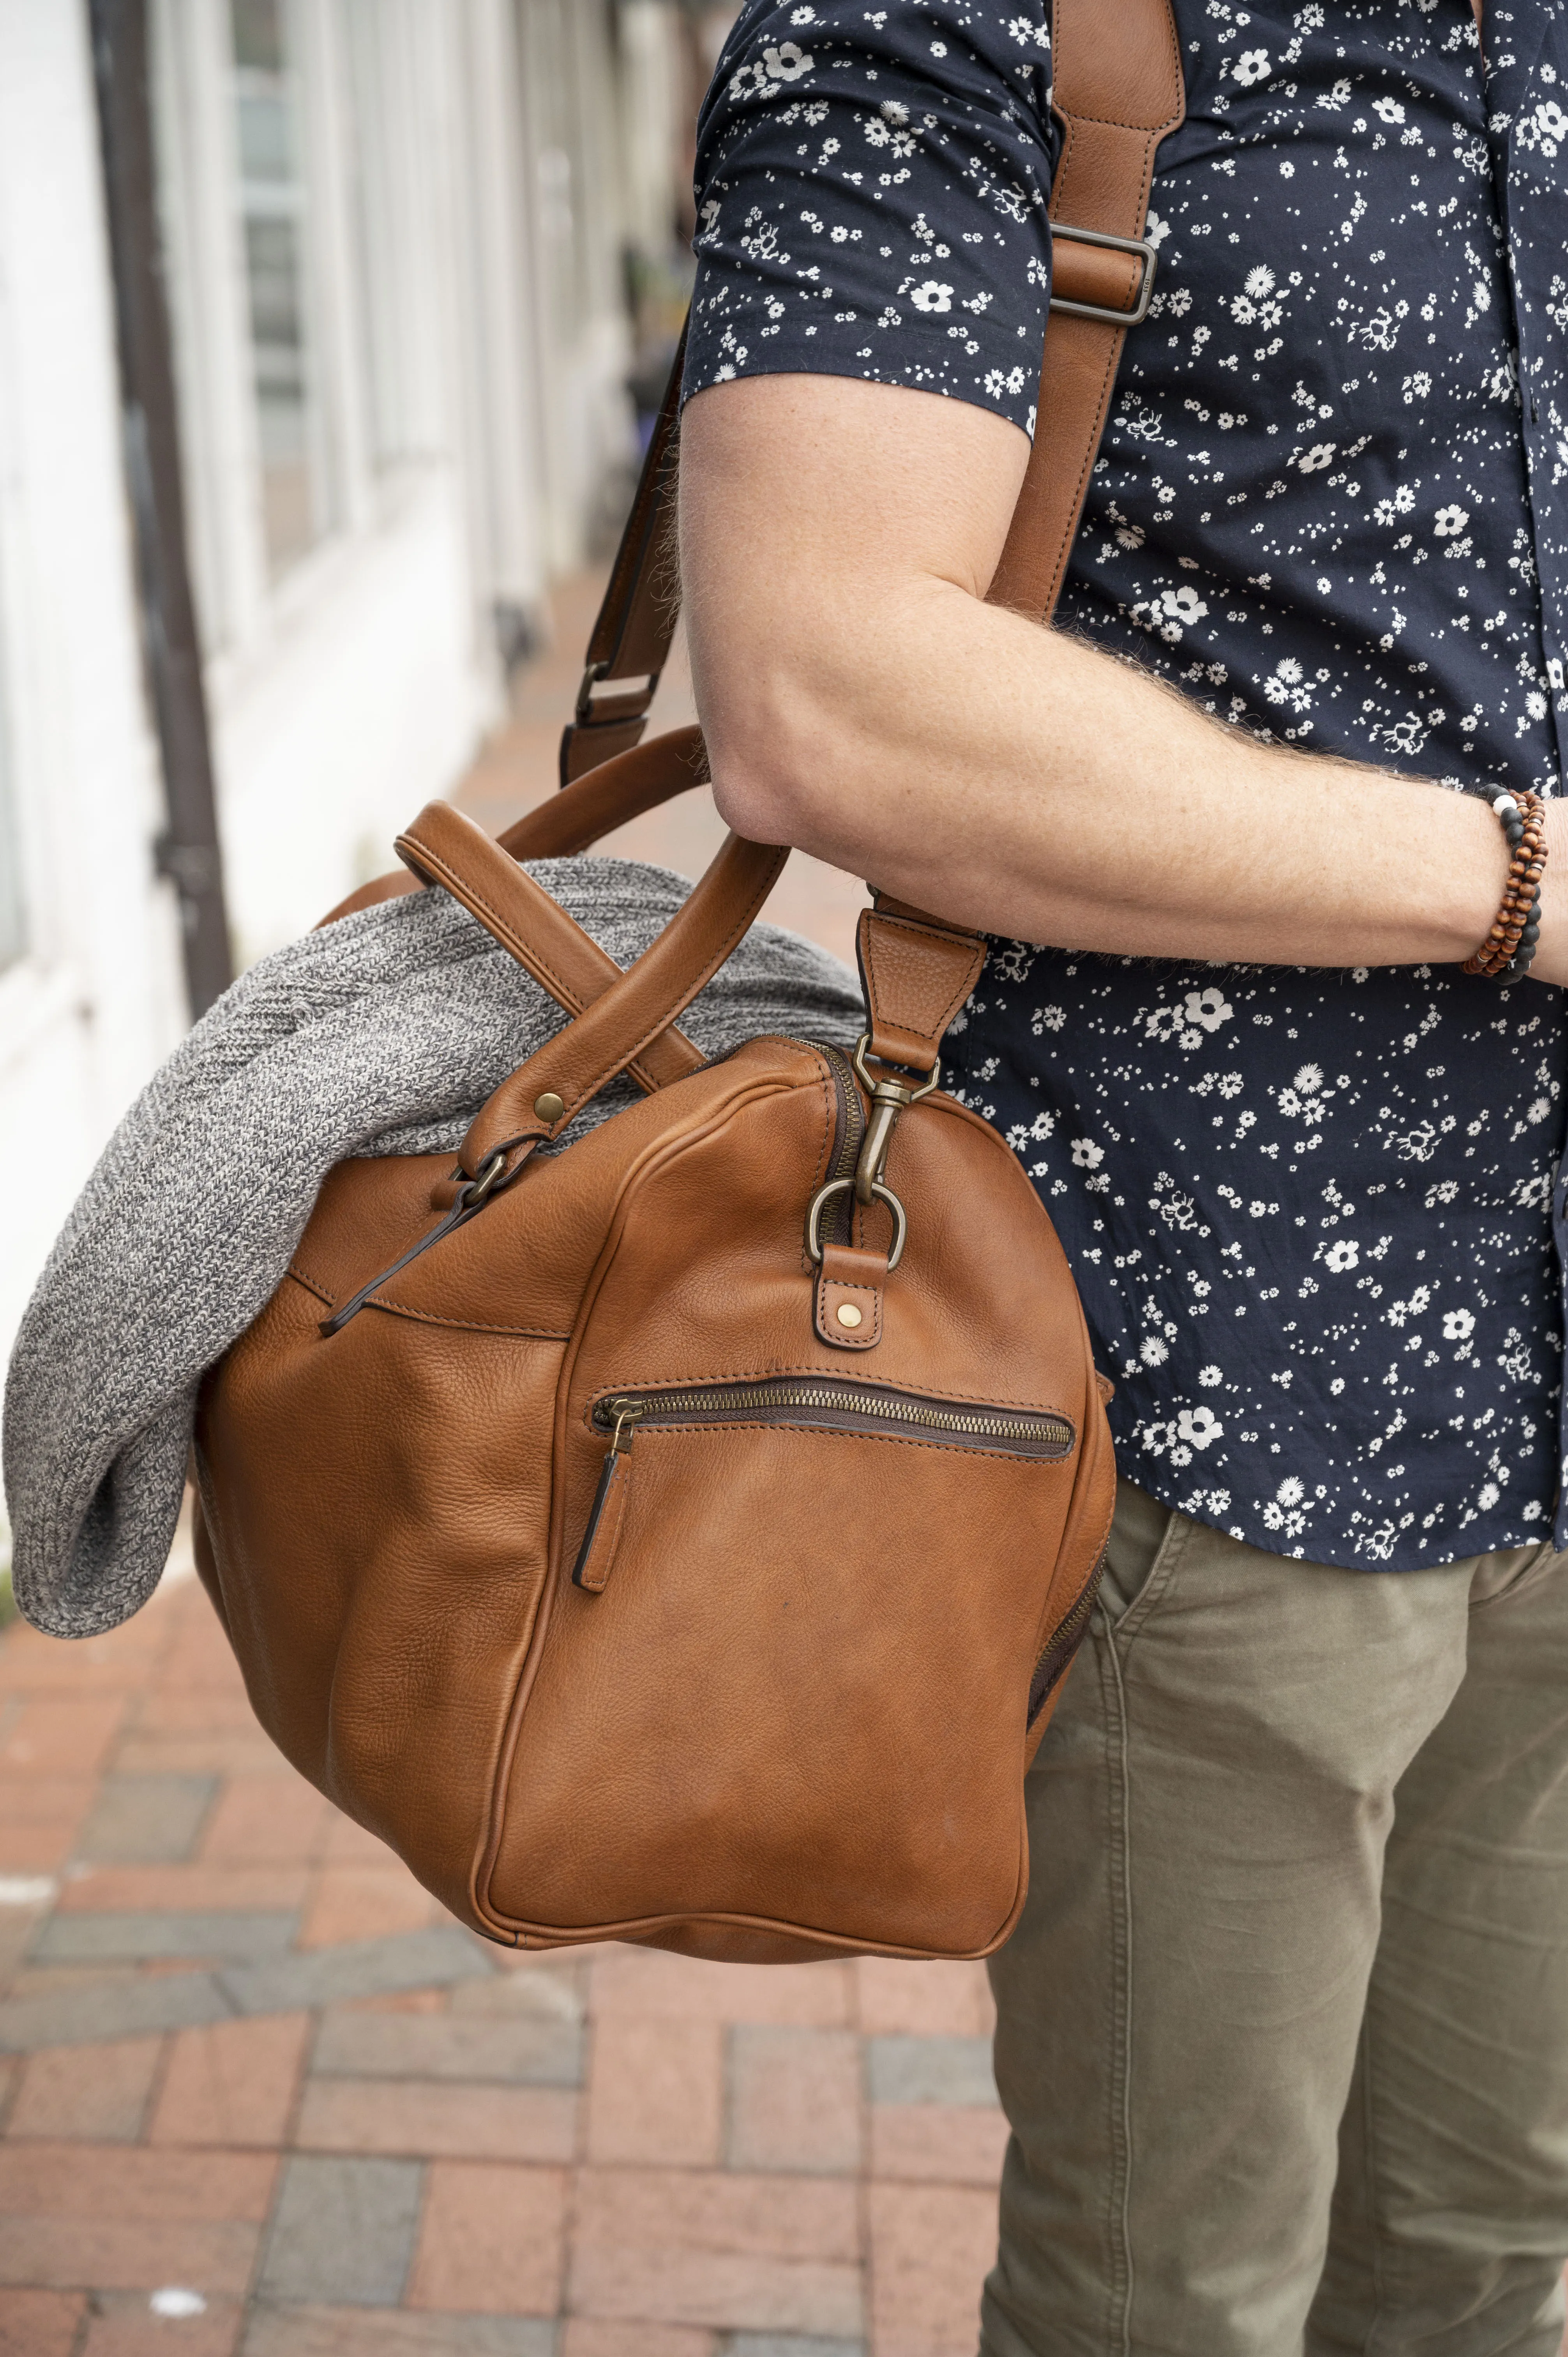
357, 1302, 572, 1339
475, 1064, 839, 1931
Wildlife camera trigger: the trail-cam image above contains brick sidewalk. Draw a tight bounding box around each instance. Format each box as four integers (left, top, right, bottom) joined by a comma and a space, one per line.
0, 583, 1003, 2355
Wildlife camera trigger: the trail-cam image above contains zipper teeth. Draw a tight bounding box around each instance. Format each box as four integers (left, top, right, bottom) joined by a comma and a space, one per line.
598, 1381, 1071, 1449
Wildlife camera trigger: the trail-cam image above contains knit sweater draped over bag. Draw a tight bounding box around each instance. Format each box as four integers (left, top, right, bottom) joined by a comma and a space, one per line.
3, 859, 863, 1639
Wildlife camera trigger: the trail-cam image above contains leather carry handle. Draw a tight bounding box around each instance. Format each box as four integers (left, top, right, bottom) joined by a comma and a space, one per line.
396, 793, 707, 1097
456, 825, 786, 1178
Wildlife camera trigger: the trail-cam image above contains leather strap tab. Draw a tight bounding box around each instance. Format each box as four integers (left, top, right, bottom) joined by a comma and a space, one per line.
855, 901, 988, 1075
560, 712, 654, 786
396, 801, 704, 1093
987, 0, 1185, 624
814, 1243, 886, 1352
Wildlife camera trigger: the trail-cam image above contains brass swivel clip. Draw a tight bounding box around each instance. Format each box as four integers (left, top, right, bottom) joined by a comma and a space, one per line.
851, 1034, 940, 1205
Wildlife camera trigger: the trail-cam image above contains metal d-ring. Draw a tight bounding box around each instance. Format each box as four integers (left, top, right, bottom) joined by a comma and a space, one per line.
806, 1175, 908, 1272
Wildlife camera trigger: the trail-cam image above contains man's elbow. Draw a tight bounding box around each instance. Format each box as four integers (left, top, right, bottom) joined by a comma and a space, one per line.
701, 685, 844, 852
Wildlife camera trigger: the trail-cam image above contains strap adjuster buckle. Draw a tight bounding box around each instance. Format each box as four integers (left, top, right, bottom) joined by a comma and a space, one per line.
574, 660, 660, 726
1048, 223, 1159, 328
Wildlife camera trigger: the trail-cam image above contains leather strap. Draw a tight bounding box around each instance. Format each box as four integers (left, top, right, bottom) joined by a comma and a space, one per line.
545, 1, 1183, 1080
855, 902, 988, 1079
457, 824, 787, 1178
395, 800, 705, 1094
558, 325, 688, 786
373, 5, 1183, 1144
987, 0, 1185, 621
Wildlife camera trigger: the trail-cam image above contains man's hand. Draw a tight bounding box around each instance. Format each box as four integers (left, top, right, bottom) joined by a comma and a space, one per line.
680, 373, 1564, 981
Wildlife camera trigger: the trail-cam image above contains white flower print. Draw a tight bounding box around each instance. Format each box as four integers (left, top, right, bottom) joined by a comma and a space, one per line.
1187, 988, 1233, 1033
1178, 1406, 1224, 1450
765, 42, 813, 81
687, 0, 1568, 1570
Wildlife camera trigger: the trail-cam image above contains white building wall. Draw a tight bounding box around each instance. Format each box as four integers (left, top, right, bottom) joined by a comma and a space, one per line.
0, 0, 689, 1414
0, 2, 187, 1382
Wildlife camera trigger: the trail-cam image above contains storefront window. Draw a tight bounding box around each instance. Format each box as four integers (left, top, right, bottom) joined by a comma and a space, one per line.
231, 0, 318, 576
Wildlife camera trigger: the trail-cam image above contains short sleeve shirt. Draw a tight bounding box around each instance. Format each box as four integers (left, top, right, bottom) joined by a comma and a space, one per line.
684, 0, 1568, 1570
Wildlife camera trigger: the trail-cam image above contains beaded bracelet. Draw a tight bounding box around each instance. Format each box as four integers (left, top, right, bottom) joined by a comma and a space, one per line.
1464, 789, 1549, 985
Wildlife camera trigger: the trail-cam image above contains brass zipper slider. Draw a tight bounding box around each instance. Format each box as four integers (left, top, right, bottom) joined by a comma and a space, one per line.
573, 1400, 645, 1593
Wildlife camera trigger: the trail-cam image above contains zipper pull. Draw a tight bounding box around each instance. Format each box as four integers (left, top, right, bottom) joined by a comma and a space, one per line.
572, 1401, 645, 1594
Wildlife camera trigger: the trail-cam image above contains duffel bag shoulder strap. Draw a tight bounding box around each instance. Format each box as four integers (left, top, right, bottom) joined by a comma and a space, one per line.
858, 0, 1185, 1072
560, 0, 1184, 788
560, 0, 1185, 1074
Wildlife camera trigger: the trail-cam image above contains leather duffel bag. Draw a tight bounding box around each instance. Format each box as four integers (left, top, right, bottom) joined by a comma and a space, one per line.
193, 734, 1115, 1962
192, 0, 1182, 1963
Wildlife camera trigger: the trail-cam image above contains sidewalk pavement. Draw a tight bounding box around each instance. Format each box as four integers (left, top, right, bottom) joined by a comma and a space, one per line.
0, 581, 1004, 2356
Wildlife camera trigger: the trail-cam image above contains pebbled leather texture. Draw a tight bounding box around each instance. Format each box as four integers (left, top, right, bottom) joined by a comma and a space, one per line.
855, 905, 989, 1076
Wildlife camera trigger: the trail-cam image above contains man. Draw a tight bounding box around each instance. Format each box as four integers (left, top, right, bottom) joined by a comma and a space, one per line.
676, 2, 1568, 2351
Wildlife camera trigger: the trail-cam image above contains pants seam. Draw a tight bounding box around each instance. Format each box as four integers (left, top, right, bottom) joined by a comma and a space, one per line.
1097, 1613, 1135, 2357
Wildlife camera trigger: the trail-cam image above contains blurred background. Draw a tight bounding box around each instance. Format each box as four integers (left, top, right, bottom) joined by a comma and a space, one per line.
0, 0, 747, 1381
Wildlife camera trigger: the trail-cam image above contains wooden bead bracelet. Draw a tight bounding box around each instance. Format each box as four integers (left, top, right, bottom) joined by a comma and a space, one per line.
1464, 789, 1549, 985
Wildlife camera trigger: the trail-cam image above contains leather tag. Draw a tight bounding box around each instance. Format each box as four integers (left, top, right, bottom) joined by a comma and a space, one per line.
814, 1243, 887, 1352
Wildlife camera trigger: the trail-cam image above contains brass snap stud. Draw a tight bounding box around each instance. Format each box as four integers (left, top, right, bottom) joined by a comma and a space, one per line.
533, 1091, 566, 1124
836, 1303, 863, 1329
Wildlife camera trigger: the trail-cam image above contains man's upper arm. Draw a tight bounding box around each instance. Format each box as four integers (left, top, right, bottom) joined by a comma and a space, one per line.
679, 3, 1056, 805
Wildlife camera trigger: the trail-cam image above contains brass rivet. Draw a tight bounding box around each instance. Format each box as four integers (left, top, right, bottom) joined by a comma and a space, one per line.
533, 1091, 565, 1124
836, 1303, 863, 1329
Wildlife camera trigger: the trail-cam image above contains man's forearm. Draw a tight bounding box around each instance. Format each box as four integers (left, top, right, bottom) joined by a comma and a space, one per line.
680, 375, 1567, 983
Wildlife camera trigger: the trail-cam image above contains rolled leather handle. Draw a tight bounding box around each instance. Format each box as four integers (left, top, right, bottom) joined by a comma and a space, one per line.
395, 797, 705, 1095
457, 825, 787, 1177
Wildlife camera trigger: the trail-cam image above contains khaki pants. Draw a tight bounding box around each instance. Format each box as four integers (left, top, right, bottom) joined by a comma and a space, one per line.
983, 1480, 1568, 2357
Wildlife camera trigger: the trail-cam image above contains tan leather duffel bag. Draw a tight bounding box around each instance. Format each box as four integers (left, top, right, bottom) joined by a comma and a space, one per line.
192, 0, 1182, 1965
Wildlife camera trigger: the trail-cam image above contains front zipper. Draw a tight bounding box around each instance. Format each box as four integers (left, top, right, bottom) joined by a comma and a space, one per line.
590, 1378, 1074, 1458
573, 1377, 1074, 1594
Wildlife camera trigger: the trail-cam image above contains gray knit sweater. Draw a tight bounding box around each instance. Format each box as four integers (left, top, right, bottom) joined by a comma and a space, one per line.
4, 859, 863, 1640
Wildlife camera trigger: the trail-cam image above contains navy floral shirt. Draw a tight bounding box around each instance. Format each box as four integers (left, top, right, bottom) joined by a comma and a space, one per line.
684, 0, 1568, 1569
